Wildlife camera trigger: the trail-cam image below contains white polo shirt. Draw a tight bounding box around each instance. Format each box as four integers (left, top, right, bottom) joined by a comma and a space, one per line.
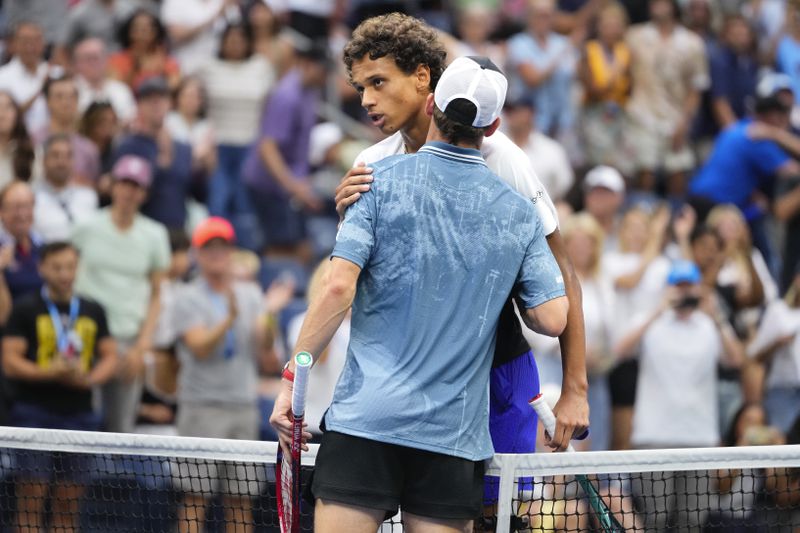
353, 130, 559, 236
33, 182, 99, 243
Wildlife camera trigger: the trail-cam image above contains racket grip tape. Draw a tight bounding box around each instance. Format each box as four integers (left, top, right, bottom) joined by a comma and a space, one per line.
529, 393, 576, 452
291, 352, 313, 418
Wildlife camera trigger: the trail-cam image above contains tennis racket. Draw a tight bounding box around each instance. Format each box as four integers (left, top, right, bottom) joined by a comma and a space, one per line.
530, 394, 625, 533
276, 351, 313, 533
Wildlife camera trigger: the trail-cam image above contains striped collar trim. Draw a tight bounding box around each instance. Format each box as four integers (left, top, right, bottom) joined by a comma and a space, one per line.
419, 142, 486, 166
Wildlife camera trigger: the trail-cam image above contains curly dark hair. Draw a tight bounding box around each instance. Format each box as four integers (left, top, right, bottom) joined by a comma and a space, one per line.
343, 13, 446, 92
117, 9, 168, 50
0, 91, 34, 182
432, 106, 488, 146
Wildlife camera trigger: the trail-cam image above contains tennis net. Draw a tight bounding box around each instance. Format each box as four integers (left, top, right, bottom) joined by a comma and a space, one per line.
0, 426, 798, 532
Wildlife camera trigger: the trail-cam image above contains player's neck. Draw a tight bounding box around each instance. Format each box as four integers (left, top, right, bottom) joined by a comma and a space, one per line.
427, 128, 481, 151
400, 107, 435, 154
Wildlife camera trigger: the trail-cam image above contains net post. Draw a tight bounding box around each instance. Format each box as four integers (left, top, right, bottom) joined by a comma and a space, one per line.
494, 456, 514, 533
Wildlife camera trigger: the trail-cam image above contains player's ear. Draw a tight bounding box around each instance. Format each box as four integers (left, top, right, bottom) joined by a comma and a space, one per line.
425, 94, 435, 117
484, 117, 501, 137
415, 64, 431, 94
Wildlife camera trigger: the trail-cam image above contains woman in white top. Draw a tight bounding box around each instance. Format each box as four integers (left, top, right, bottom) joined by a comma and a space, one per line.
199, 21, 274, 251
603, 205, 671, 450
164, 76, 216, 177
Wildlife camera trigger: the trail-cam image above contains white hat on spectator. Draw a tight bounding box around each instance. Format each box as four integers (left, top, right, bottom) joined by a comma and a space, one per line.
434, 56, 508, 128
583, 165, 625, 194
309, 122, 343, 168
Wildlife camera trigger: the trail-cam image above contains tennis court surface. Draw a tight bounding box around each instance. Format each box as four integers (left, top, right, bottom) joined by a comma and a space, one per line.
0, 426, 798, 532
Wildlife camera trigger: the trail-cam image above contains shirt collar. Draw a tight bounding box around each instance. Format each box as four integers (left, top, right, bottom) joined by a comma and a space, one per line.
419, 141, 486, 166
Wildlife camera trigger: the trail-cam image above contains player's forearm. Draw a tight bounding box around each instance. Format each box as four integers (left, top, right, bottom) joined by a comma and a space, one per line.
548, 231, 588, 393
290, 280, 355, 369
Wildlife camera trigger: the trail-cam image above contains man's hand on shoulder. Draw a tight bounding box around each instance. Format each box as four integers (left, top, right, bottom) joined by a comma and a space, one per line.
335, 163, 374, 220
547, 388, 590, 452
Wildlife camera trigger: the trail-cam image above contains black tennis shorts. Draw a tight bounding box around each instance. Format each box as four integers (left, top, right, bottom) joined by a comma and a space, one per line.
309, 431, 485, 520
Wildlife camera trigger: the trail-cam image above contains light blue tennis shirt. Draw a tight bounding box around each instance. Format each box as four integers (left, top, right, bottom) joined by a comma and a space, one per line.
326, 141, 565, 461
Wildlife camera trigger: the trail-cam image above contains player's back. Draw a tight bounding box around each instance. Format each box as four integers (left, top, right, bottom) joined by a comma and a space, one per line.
328, 141, 549, 460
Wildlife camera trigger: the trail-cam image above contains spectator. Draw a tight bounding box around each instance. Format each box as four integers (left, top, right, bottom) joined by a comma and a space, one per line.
72, 155, 170, 433
108, 9, 181, 91
162, 0, 239, 75
2, 241, 117, 532
33, 134, 99, 243
3, 0, 70, 48
199, 21, 274, 249
683, 0, 717, 45
581, 165, 626, 250
73, 37, 137, 126
57, 0, 140, 57
34, 75, 101, 186
706, 15, 759, 132
0, 182, 43, 325
746, 273, 800, 433
507, 0, 577, 140
115, 76, 194, 231
0, 21, 51, 134
774, 0, 800, 106
242, 43, 327, 257
603, 204, 671, 449
248, 1, 291, 76
578, 2, 633, 174
173, 217, 270, 531
707, 204, 777, 305
80, 101, 121, 182
689, 90, 800, 265
625, 0, 709, 197
0, 91, 35, 185
503, 99, 574, 202
554, 0, 610, 38
451, 5, 506, 69
165, 76, 216, 178
618, 260, 744, 528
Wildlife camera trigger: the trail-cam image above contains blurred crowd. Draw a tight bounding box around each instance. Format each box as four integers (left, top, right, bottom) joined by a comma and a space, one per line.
0, 0, 795, 470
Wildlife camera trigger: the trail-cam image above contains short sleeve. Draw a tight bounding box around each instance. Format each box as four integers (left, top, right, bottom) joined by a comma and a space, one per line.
259, 88, 296, 145
708, 50, 731, 99
172, 286, 205, 335
686, 35, 710, 90
150, 223, 171, 273
515, 221, 565, 309
507, 34, 532, 66
331, 186, 377, 269
748, 141, 791, 176
92, 302, 111, 341
5, 299, 31, 339
483, 133, 559, 234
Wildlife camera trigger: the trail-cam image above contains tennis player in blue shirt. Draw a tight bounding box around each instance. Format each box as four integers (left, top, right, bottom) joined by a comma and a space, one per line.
271, 56, 569, 532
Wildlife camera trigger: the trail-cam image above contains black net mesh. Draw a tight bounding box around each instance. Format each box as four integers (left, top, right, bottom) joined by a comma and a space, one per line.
1, 442, 799, 532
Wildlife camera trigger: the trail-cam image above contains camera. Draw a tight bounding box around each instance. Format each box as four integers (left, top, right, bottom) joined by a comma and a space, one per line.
674, 295, 701, 310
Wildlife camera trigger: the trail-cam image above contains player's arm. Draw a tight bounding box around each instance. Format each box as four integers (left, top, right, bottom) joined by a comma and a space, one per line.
545, 230, 590, 449
270, 258, 360, 451
335, 162, 374, 219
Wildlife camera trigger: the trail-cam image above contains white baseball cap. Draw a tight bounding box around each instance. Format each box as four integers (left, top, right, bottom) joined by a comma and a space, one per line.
434, 56, 508, 128
583, 165, 625, 194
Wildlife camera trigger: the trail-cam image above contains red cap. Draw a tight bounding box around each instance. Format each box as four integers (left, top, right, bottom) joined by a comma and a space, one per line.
192, 217, 235, 248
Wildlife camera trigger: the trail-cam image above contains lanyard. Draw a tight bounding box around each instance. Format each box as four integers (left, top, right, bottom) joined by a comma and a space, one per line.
204, 282, 236, 360
41, 287, 80, 355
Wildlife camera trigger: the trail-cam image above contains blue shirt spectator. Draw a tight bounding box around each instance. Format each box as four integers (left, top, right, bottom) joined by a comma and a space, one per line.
327, 142, 566, 460
690, 118, 790, 211
507, 0, 576, 137
114, 134, 193, 230
777, 34, 800, 105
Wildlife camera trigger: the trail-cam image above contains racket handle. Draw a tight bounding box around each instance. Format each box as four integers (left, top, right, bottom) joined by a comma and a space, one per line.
529, 393, 575, 452
291, 352, 313, 418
